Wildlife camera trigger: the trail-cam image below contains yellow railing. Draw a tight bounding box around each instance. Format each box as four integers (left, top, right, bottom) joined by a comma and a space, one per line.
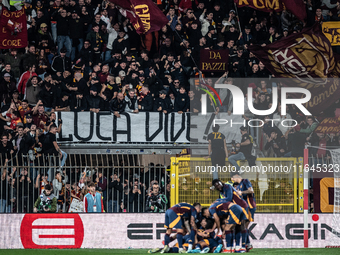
170, 156, 304, 213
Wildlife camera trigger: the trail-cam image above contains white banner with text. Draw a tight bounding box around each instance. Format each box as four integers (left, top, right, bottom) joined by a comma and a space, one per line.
0, 213, 334, 249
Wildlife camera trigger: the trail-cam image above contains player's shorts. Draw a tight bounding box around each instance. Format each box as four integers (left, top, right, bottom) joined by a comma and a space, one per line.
164, 209, 182, 229
207, 238, 218, 249
248, 207, 256, 222
226, 204, 247, 225
242, 207, 251, 221
183, 234, 192, 244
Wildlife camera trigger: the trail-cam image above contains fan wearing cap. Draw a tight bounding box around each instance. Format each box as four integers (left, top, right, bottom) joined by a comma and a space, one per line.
240, 25, 253, 46
37, 23, 55, 51
0, 72, 16, 101
112, 26, 130, 55
51, 48, 72, 75
24, 113, 34, 129
228, 127, 254, 173
205, 25, 217, 48
222, 24, 239, 45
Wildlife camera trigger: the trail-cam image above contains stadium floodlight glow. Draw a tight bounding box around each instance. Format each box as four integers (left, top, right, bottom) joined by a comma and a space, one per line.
201, 84, 312, 116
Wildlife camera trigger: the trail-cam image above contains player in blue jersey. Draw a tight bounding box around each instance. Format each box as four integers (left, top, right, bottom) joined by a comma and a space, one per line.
232, 173, 257, 252
212, 179, 250, 252
188, 218, 223, 253
202, 200, 248, 253
161, 202, 201, 254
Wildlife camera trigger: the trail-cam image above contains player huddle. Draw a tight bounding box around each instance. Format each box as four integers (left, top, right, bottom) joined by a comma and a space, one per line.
149, 174, 256, 254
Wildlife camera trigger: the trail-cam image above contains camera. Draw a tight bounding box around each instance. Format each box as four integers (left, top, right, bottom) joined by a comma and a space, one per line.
38, 196, 52, 212
150, 200, 161, 208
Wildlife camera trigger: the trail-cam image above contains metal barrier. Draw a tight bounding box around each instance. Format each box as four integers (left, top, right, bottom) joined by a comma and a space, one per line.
0, 154, 170, 213
170, 156, 304, 213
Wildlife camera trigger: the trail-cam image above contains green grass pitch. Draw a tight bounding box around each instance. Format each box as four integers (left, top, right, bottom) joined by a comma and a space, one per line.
0, 249, 337, 254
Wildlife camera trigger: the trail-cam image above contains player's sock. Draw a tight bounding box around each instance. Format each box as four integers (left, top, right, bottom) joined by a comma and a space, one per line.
246, 229, 250, 245
225, 230, 233, 248
235, 229, 241, 247
189, 228, 196, 244
177, 233, 184, 248
196, 244, 202, 249
222, 239, 227, 248
164, 233, 171, 245
188, 228, 196, 250
241, 230, 247, 248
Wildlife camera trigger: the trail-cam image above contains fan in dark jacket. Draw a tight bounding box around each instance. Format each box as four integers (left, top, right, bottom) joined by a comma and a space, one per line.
170, 83, 189, 113
110, 92, 126, 117
112, 28, 130, 54
51, 49, 72, 74
108, 174, 123, 213
264, 129, 287, 157
138, 86, 153, 112
70, 92, 87, 112
153, 90, 172, 113
77, 40, 94, 68
86, 87, 102, 113
39, 82, 57, 110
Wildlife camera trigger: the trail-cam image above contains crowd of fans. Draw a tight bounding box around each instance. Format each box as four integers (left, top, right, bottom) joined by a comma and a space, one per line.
1, 0, 340, 213
0, 0, 339, 151
1, 162, 170, 213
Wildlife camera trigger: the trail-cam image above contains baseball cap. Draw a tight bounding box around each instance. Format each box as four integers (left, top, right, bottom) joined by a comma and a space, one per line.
4, 73, 11, 77
60, 48, 67, 53
90, 86, 97, 92
26, 114, 32, 119
230, 9, 236, 13
159, 90, 167, 95
40, 23, 48, 28
119, 70, 126, 77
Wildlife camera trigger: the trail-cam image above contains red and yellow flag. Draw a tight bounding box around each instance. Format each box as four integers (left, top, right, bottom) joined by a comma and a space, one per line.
109, 0, 168, 34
